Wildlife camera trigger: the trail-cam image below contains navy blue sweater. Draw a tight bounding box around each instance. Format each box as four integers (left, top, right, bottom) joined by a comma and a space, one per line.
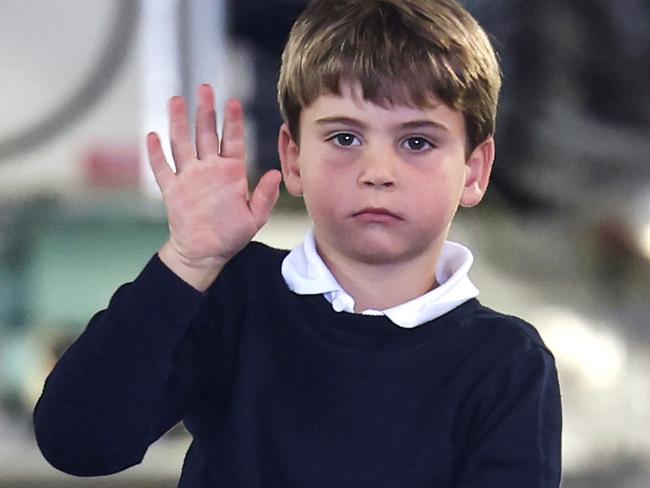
34, 242, 562, 487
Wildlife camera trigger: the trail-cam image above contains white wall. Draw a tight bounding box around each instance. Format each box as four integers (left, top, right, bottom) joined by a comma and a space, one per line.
0, 1, 141, 198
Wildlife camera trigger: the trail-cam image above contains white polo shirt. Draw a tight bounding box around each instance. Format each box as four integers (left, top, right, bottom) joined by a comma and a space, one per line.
281, 230, 479, 328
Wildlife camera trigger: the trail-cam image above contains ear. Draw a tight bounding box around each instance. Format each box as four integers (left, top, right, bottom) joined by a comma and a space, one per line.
278, 123, 303, 197
460, 137, 495, 208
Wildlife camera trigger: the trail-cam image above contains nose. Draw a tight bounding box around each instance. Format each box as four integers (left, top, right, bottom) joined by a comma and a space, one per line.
358, 148, 397, 188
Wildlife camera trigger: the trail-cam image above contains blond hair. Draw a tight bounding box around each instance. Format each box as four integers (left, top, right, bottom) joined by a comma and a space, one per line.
278, 0, 501, 150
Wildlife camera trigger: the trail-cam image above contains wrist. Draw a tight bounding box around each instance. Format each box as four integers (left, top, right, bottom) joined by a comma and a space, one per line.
157, 240, 228, 292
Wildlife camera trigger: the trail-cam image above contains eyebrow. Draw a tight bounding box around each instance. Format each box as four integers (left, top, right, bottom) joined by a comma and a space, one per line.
400, 120, 449, 132
315, 116, 367, 129
315, 116, 449, 132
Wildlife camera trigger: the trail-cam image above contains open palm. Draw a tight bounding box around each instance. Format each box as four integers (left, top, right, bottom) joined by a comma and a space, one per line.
147, 84, 281, 290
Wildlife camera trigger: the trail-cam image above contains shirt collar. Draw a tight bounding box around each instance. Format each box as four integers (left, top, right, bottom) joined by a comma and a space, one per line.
281, 229, 479, 328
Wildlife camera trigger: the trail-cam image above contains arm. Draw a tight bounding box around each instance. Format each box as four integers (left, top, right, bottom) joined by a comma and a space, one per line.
34, 256, 210, 476
454, 343, 562, 488
33, 84, 281, 475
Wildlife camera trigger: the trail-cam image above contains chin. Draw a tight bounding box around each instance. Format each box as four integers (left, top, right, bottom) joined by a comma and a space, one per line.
342, 229, 443, 266
346, 242, 412, 266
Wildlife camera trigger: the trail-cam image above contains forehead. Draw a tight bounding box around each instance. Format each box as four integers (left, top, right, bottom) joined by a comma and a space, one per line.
302, 79, 465, 132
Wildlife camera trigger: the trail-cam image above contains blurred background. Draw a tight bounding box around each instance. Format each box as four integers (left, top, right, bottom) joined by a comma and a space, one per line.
0, 0, 649, 486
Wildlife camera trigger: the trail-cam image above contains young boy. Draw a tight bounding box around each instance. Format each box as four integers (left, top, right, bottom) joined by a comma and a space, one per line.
34, 0, 562, 486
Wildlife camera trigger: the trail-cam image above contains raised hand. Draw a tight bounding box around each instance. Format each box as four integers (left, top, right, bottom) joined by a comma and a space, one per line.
147, 84, 282, 291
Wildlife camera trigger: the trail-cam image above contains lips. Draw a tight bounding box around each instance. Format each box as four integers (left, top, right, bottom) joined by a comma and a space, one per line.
352, 207, 404, 222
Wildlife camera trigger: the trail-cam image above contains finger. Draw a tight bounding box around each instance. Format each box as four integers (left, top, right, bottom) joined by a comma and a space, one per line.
249, 169, 282, 229
195, 84, 220, 160
169, 96, 195, 171
147, 132, 174, 190
220, 99, 246, 160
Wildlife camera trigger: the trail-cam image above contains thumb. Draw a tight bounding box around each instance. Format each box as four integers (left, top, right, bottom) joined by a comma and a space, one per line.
249, 169, 282, 229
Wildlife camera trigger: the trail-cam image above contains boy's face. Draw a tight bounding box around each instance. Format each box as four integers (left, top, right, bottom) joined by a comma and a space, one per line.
279, 81, 494, 268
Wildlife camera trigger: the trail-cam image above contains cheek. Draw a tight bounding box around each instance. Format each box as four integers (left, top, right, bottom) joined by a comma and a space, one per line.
302, 155, 353, 196
409, 169, 464, 218
305, 184, 344, 215
302, 177, 353, 227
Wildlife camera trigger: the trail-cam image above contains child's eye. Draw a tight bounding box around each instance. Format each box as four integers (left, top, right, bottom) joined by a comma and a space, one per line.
402, 136, 434, 152
328, 133, 361, 147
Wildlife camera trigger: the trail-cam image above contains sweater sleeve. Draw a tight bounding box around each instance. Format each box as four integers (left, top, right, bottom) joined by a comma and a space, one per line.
33, 255, 216, 476
454, 337, 562, 488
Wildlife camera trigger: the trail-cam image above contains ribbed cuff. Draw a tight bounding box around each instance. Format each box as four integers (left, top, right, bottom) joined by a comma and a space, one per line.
129, 254, 207, 328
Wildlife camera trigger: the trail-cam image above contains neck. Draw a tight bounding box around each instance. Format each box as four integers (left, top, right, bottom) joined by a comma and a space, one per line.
317, 243, 443, 312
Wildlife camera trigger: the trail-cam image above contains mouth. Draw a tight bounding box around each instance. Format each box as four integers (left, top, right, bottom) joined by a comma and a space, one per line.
352, 207, 404, 222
